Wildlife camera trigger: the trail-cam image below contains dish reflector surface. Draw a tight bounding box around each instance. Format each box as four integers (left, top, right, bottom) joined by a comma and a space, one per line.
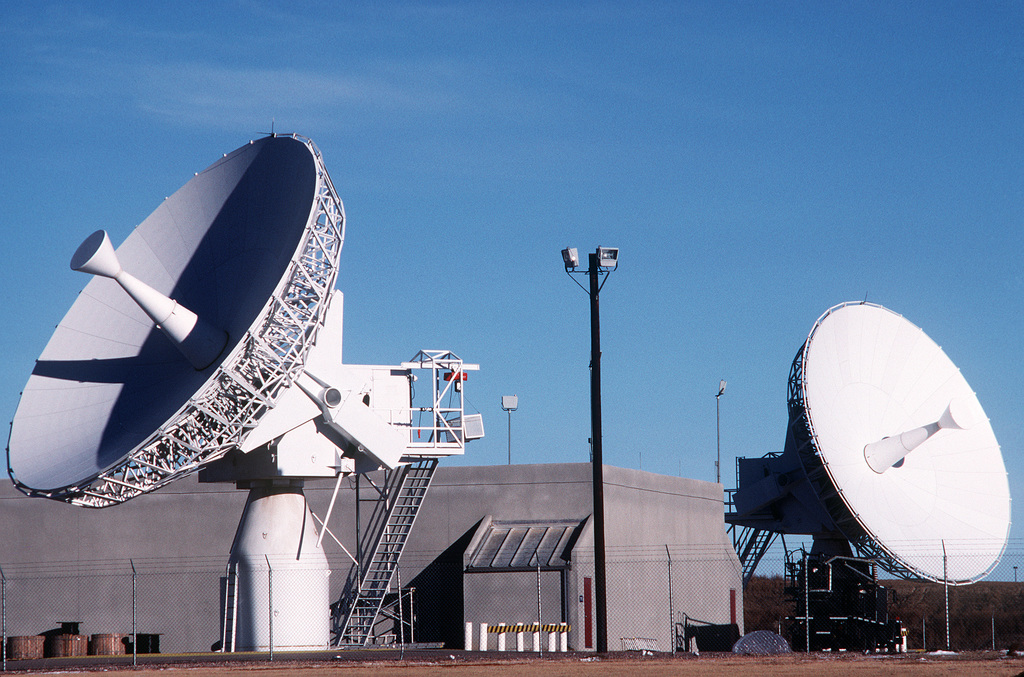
8, 135, 344, 505
795, 302, 1010, 583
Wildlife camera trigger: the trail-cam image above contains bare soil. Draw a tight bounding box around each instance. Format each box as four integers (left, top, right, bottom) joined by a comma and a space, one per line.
6, 652, 1024, 677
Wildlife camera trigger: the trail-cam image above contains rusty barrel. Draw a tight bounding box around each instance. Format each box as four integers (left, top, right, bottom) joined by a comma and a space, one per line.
88, 633, 126, 655
44, 634, 88, 657
6, 635, 45, 660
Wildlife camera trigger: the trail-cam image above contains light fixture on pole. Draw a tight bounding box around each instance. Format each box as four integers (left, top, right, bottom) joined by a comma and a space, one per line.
561, 245, 618, 654
716, 380, 726, 484
501, 395, 518, 465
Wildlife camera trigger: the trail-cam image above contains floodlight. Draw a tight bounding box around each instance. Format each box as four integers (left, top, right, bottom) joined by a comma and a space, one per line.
596, 247, 618, 269
561, 247, 579, 270
501, 395, 519, 411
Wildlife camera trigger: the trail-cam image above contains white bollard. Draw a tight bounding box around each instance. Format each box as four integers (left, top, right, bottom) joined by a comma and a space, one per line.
480, 623, 488, 651
465, 622, 473, 651
497, 630, 506, 652
532, 631, 540, 651
516, 630, 525, 652
548, 630, 557, 652
559, 629, 568, 652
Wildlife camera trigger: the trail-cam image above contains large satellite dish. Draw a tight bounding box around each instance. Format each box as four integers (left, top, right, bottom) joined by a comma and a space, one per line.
8, 135, 343, 507
7, 134, 483, 651
729, 301, 1010, 585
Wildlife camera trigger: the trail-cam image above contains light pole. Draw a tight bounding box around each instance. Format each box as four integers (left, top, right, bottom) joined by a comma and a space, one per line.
561, 245, 618, 654
501, 395, 518, 464
716, 380, 726, 484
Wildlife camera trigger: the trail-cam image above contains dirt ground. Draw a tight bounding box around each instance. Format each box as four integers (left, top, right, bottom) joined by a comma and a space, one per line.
7, 652, 1024, 677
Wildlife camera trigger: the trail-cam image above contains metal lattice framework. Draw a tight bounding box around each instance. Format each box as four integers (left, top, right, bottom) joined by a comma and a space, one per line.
25, 135, 345, 508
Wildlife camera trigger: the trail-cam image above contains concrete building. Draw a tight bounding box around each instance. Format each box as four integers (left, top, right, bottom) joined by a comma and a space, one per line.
0, 463, 741, 653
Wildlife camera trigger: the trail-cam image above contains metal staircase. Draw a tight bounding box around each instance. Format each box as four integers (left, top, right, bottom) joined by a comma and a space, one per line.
731, 526, 778, 588
333, 457, 438, 646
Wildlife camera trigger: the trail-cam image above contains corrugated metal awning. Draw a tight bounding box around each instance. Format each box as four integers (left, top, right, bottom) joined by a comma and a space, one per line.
466, 519, 584, 571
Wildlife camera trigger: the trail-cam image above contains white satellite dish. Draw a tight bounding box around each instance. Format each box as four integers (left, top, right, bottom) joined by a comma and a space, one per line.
6, 134, 483, 650
8, 135, 343, 506
729, 302, 1010, 585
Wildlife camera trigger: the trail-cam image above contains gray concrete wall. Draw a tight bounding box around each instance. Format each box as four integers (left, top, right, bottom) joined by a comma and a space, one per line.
0, 477, 243, 651
0, 463, 741, 653
602, 465, 743, 646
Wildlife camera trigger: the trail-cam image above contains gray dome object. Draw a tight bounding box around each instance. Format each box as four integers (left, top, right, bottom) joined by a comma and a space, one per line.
732, 630, 792, 655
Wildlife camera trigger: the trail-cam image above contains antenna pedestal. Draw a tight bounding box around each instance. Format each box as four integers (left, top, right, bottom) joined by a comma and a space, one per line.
228, 482, 330, 651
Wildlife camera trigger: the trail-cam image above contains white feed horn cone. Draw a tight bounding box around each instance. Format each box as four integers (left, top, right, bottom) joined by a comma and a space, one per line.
937, 397, 978, 432
71, 230, 228, 370
863, 398, 977, 474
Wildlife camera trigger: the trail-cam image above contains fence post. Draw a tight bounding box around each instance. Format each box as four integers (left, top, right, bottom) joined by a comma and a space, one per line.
803, 551, 810, 653
397, 565, 405, 661
536, 554, 542, 655
131, 560, 137, 667
942, 540, 949, 651
666, 545, 674, 656
266, 555, 273, 661
2, 566, 7, 673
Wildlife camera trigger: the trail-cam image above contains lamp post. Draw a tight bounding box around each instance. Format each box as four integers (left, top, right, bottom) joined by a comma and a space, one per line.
561, 245, 618, 654
501, 395, 518, 464
716, 380, 726, 484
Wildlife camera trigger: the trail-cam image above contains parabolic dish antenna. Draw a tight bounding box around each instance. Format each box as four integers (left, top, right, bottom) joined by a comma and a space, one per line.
730, 301, 1010, 585
7, 135, 344, 507
7, 133, 483, 651
791, 302, 1010, 582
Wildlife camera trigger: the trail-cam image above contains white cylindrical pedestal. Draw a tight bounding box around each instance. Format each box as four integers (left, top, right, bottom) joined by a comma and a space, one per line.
231, 483, 330, 651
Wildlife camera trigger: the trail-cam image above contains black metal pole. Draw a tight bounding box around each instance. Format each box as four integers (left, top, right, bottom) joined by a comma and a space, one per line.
588, 252, 608, 653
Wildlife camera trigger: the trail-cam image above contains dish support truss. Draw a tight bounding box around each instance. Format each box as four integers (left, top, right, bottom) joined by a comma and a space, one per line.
16, 135, 345, 509
211, 349, 482, 652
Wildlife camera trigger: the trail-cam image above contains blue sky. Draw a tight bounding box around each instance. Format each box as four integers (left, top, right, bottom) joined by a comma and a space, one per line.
2, 2, 1022, 576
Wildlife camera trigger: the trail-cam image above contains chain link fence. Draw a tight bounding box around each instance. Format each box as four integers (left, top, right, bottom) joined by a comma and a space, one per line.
4, 543, 1024, 664
0, 558, 225, 663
